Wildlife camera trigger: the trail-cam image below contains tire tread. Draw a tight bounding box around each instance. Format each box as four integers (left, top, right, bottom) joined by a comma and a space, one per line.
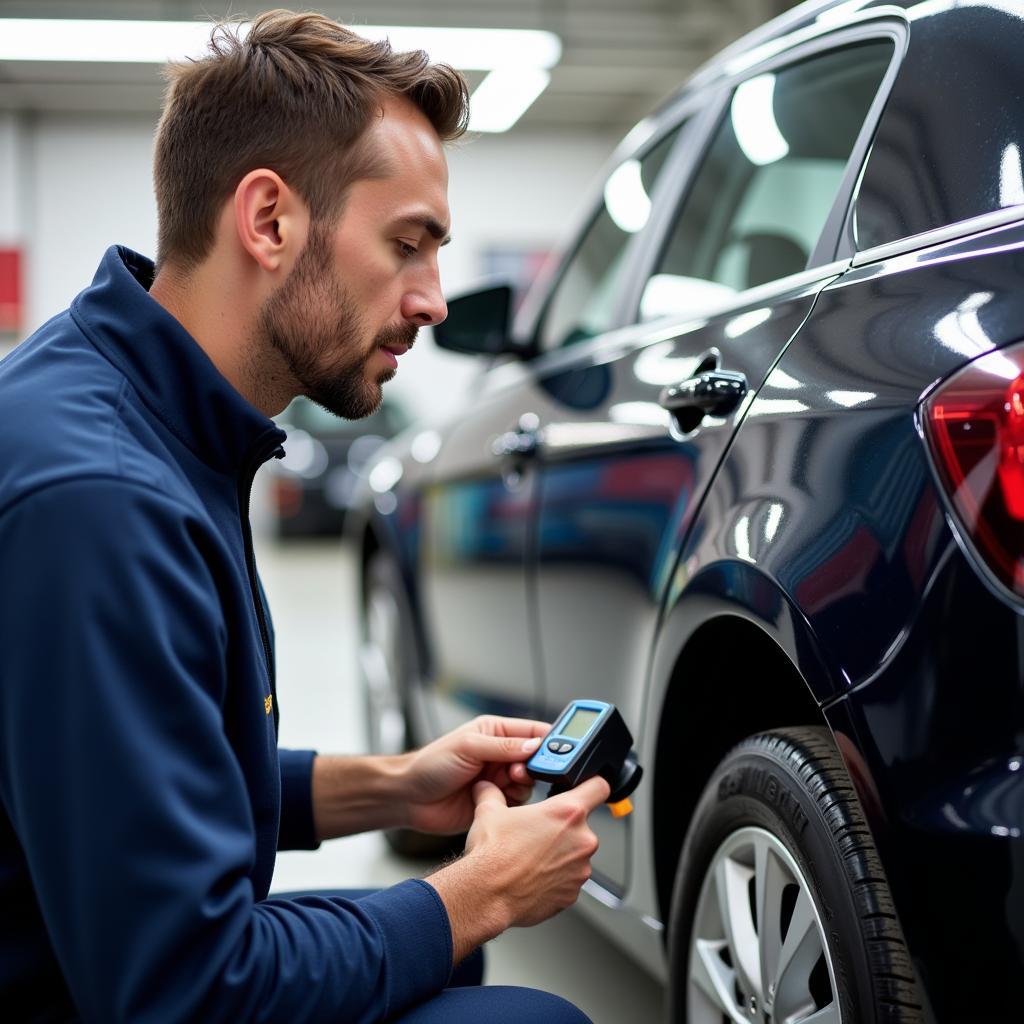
731, 727, 926, 1024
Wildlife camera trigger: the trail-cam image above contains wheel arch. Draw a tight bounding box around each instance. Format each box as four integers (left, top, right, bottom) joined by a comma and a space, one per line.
646, 563, 837, 927
358, 517, 433, 679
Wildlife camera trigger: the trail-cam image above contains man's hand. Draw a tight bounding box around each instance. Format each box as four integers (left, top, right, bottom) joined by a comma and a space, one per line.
426, 774, 611, 962
309, 715, 549, 842
401, 714, 551, 836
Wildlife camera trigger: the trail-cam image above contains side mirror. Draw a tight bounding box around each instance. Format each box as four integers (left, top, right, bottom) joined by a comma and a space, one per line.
433, 283, 520, 356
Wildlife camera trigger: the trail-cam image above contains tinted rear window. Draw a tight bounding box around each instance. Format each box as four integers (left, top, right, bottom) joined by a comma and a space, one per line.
855, 5, 1024, 250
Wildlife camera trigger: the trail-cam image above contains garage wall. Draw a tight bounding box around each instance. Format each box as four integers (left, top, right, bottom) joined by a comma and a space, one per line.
0, 115, 22, 245
6, 111, 618, 422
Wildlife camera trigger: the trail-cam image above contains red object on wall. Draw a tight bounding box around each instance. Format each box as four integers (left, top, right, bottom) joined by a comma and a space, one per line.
0, 248, 22, 332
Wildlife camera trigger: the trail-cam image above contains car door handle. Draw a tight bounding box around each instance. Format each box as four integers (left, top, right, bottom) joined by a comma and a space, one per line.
659, 370, 748, 422
491, 418, 542, 459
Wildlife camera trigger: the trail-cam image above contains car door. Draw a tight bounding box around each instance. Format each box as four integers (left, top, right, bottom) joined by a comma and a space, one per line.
528, 29, 901, 893
416, 121, 687, 736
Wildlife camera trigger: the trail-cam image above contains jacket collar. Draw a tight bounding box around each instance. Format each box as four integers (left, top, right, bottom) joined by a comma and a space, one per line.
72, 245, 285, 476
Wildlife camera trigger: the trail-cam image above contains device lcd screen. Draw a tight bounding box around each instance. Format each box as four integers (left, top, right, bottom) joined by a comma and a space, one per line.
562, 708, 600, 740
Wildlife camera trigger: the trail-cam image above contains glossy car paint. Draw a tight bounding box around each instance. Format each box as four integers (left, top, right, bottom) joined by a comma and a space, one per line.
355, 1, 1024, 1017
854, 0, 1024, 251
529, 274, 840, 890
418, 380, 544, 734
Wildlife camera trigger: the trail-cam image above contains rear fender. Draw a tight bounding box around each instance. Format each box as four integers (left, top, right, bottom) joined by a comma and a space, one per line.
638, 561, 882, 925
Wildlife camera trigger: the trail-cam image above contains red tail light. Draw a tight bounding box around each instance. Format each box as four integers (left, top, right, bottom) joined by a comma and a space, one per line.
924, 346, 1024, 597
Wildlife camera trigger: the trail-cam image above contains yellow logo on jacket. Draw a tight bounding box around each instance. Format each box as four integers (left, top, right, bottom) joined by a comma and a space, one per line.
264, 694, 273, 716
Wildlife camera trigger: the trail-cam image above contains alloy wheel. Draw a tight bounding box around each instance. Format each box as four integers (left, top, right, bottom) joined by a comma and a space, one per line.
688, 826, 840, 1024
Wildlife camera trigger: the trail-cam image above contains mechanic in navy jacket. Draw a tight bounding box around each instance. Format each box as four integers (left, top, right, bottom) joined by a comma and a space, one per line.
0, 11, 610, 1023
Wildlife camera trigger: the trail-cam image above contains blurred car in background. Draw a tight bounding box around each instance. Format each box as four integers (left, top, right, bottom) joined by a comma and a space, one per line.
270, 396, 409, 537
352, 1, 1024, 1021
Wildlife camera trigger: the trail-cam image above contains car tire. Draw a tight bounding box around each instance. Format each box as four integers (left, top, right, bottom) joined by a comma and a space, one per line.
361, 552, 465, 859
667, 727, 924, 1024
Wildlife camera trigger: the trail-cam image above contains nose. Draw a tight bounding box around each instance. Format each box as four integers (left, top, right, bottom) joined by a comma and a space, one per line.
401, 268, 448, 327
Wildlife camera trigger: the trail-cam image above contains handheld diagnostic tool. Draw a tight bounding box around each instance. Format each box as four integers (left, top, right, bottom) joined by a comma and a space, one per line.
526, 700, 643, 817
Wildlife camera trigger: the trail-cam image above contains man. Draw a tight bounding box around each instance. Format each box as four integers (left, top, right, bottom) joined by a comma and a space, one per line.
0, 11, 609, 1023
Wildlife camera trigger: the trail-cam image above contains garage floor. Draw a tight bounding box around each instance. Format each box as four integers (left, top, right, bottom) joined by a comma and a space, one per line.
259, 538, 667, 1024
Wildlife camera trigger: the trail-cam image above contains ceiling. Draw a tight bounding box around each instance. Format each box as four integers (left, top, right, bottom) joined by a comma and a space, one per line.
0, 0, 803, 132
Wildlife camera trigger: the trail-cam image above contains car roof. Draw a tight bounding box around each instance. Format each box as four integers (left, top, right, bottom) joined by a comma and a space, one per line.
678, 0, 901, 95
514, 0, 1021, 340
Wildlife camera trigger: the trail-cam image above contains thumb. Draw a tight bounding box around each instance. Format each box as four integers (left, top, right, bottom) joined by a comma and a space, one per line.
465, 733, 543, 764
555, 774, 612, 813
472, 779, 509, 811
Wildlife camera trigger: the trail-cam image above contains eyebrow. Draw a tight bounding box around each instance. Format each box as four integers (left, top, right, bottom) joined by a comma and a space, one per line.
397, 214, 452, 247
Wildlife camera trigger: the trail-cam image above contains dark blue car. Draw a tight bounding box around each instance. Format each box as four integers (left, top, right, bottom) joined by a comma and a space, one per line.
353, 1, 1024, 1019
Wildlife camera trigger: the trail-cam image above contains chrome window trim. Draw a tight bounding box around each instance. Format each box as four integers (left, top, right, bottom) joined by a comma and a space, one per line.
827, 21, 907, 261
689, 3, 909, 90
614, 87, 731, 335
484, 258, 850, 392
512, 101, 705, 353
514, 7, 910, 355
851, 206, 1024, 267
623, 20, 905, 331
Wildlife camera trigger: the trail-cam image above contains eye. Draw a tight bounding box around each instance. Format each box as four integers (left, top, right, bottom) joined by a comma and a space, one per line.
396, 240, 418, 259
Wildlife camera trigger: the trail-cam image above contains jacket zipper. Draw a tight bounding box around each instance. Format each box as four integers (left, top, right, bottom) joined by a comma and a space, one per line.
239, 438, 286, 733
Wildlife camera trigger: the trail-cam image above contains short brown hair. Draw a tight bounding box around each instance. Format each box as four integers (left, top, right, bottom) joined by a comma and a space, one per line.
153, 9, 469, 270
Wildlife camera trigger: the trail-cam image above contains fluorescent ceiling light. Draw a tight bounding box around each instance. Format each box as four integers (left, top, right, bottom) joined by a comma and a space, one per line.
0, 20, 562, 72
603, 159, 652, 233
468, 67, 550, 133
1001, 143, 1024, 207
905, 0, 1012, 21
731, 73, 789, 167
361, 26, 560, 71
0, 19, 212, 63
764, 503, 784, 542
769, 369, 802, 390
608, 402, 671, 427
826, 390, 876, 408
733, 516, 753, 563
723, 307, 771, 338
750, 398, 810, 417
639, 274, 736, 321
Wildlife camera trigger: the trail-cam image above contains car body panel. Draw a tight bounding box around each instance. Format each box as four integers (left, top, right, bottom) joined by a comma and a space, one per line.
531, 271, 841, 888
640, 216, 1024, 1015
853, 0, 1024, 251
417, 379, 544, 735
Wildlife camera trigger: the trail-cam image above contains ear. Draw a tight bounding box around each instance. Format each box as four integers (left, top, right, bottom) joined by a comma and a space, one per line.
232, 168, 308, 273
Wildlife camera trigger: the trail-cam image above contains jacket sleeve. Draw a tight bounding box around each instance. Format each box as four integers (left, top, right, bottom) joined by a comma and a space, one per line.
0, 477, 452, 1023
278, 748, 320, 850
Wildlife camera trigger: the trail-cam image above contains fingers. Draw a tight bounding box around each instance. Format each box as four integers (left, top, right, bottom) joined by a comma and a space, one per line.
470, 715, 552, 740
484, 762, 523, 787
551, 774, 612, 813
483, 763, 535, 806
472, 779, 509, 810
577, 774, 612, 808
487, 759, 534, 781
463, 732, 543, 765
503, 785, 533, 806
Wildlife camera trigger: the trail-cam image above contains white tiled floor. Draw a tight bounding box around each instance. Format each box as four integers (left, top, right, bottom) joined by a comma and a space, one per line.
257, 538, 667, 1023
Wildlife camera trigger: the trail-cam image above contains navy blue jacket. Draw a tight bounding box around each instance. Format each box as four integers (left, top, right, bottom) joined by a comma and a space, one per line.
0, 247, 452, 1022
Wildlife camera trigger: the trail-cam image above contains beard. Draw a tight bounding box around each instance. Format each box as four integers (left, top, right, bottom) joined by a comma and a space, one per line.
258, 224, 417, 420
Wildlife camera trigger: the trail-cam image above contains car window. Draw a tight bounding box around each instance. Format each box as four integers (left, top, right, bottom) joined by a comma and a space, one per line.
640, 40, 893, 321
537, 125, 681, 352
